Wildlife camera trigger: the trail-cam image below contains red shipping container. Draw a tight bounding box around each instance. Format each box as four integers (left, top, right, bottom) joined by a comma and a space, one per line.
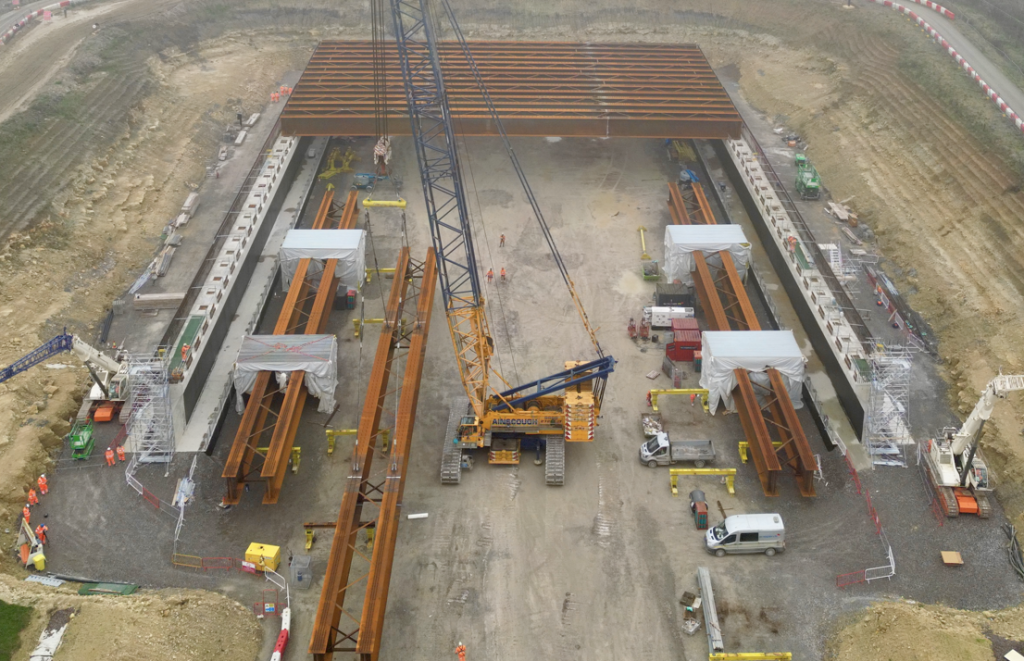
671, 318, 700, 332
666, 330, 701, 361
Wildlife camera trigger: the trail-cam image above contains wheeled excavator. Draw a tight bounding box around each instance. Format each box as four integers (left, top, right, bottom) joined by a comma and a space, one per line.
388, 0, 615, 486
924, 373, 1024, 518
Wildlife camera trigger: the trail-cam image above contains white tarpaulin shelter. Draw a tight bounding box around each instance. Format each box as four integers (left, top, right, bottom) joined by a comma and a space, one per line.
279, 229, 366, 290
664, 225, 751, 286
698, 331, 805, 413
233, 334, 338, 414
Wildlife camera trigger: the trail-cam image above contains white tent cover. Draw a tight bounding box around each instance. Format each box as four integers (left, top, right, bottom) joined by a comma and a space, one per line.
698, 331, 805, 413
664, 225, 751, 286
233, 334, 338, 414
279, 229, 366, 291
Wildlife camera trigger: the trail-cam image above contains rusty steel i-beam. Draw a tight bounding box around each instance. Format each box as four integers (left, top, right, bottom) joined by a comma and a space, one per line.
282, 41, 742, 139
310, 249, 413, 660
667, 179, 815, 497
222, 190, 360, 505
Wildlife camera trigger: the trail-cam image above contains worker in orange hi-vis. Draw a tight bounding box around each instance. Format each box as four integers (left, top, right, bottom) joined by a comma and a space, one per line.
22, 505, 30, 526
499, 234, 505, 247
27, 489, 38, 506
486, 268, 494, 284
500, 267, 506, 282
455, 643, 467, 661
181, 343, 190, 361
37, 475, 48, 495
105, 448, 116, 467
35, 525, 47, 545
116, 445, 126, 462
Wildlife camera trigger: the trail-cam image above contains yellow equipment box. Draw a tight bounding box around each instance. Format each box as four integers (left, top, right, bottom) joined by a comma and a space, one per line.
245, 543, 281, 572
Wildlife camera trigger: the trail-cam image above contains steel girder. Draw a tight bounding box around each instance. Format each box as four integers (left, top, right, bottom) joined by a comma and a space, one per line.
667, 176, 815, 498
356, 250, 436, 659
310, 249, 440, 661
281, 41, 742, 139
222, 190, 357, 504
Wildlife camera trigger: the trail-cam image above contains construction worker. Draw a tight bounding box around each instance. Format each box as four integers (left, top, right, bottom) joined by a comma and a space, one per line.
181, 343, 190, 361
690, 393, 697, 406
500, 267, 506, 283
486, 268, 494, 284
499, 233, 505, 248
22, 505, 30, 526
27, 489, 38, 506
455, 643, 467, 661
34, 524, 47, 545
37, 475, 48, 495
105, 447, 116, 467
646, 391, 653, 407
116, 445, 126, 462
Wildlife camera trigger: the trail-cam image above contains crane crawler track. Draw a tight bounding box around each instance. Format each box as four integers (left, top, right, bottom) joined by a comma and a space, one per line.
545, 436, 565, 486
441, 397, 471, 484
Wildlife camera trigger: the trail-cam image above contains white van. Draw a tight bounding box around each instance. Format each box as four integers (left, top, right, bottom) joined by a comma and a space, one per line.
705, 513, 785, 557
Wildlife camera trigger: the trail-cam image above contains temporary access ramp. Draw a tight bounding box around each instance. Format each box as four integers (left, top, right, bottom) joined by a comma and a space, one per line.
667, 180, 816, 497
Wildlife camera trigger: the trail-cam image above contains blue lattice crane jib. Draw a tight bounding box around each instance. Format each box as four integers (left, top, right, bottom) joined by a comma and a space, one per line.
389, 0, 613, 406
0, 331, 74, 383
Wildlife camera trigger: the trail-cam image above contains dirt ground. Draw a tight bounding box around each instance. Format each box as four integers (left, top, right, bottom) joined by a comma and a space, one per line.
0, 574, 261, 661
830, 599, 1024, 661
2, 0, 1024, 659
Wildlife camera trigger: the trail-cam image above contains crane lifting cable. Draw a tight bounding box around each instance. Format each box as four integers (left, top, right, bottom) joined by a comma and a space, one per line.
435, 0, 605, 360
365, 0, 404, 208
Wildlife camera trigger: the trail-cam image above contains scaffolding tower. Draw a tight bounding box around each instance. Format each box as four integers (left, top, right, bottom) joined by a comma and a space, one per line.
126, 353, 174, 464
864, 345, 913, 467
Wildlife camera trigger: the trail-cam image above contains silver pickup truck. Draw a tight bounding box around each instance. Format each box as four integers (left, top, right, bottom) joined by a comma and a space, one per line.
639, 432, 715, 468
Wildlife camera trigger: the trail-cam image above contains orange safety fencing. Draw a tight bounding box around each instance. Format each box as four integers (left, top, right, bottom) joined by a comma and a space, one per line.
836, 454, 895, 587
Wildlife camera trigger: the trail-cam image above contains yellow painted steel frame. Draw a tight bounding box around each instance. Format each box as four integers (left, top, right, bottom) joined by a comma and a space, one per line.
709, 654, 791, 661
325, 428, 389, 454
447, 304, 494, 423
362, 198, 407, 208
365, 267, 396, 283
638, 226, 651, 260
669, 468, 737, 496
351, 318, 390, 338
255, 447, 301, 473
649, 388, 710, 413
737, 440, 784, 464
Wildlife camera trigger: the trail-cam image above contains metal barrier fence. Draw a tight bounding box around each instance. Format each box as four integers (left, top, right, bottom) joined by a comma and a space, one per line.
836, 456, 896, 587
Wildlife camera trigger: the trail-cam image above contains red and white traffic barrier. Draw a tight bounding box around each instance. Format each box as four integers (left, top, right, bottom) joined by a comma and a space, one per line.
1, 0, 82, 46
889, 0, 955, 20
870, 0, 1024, 136
269, 607, 291, 661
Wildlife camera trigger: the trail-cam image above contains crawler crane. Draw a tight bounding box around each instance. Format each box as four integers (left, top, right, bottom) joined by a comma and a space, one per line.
389, 0, 615, 485
924, 373, 1024, 517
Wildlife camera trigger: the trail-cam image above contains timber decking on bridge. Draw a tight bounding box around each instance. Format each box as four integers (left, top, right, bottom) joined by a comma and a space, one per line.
668, 180, 816, 497
281, 41, 742, 139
